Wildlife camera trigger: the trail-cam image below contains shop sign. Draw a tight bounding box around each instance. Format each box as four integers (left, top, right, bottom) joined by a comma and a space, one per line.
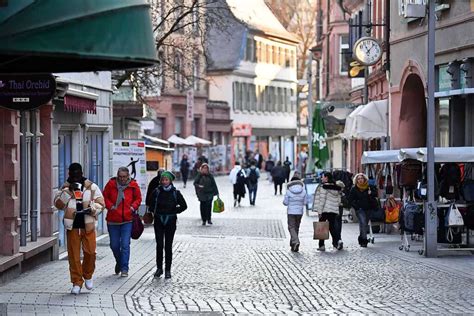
186, 89, 194, 122
232, 123, 252, 137
0, 74, 56, 111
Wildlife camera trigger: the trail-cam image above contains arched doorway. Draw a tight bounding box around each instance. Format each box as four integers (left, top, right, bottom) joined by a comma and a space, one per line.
399, 74, 426, 147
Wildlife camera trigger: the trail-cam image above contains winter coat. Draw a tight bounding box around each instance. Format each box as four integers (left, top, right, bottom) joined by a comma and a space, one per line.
149, 185, 187, 216
180, 159, 190, 174
312, 182, 343, 215
283, 180, 309, 215
54, 179, 105, 231
194, 173, 219, 201
271, 165, 286, 184
145, 175, 161, 207
103, 178, 142, 224
348, 185, 378, 211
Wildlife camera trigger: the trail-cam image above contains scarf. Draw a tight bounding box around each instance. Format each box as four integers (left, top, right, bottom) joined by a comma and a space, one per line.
114, 178, 131, 209
160, 184, 176, 225
356, 181, 369, 191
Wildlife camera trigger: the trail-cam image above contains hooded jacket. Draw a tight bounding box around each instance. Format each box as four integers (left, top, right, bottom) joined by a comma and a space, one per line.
312, 181, 344, 214
103, 178, 142, 223
283, 180, 309, 215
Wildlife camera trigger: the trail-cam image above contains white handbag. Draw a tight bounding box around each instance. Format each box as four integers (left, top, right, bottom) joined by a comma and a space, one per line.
447, 203, 464, 227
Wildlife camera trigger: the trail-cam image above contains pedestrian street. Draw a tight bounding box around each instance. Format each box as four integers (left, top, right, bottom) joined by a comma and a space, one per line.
1, 174, 474, 315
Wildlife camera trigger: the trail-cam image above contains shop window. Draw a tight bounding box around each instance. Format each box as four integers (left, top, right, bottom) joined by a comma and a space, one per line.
436, 99, 450, 147
175, 117, 183, 137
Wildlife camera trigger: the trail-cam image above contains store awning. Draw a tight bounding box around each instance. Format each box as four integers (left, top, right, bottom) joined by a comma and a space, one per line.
342, 100, 388, 140
185, 135, 212, 146
0, 0, 157, 73
362, 147, 474, 164
167, 135, 193, 146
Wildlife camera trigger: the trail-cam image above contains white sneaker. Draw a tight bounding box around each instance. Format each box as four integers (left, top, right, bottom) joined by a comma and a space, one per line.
84, 279, 93, 290
317, 246, 326, 252
71, 285, 81, 295
337, 240, 344, 250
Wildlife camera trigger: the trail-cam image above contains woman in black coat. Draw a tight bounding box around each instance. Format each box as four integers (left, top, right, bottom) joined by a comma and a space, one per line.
271, 161, 286, 195
348, 173, 377, 247
148, 171, 187, 279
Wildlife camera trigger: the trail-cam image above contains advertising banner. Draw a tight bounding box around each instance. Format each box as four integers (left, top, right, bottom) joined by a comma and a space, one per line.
112, 140, 147, 205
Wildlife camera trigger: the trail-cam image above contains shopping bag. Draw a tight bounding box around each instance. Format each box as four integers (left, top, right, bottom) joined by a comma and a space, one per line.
131, 212, 144, 240
446, 203, 464, 227
212, 197, 225, 213
142, 211, 154, 225
384, 197, 400, 224
313, 221, 329, 240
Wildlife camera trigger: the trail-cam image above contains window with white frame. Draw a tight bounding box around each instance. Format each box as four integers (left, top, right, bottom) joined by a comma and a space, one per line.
339, 34, 350, 75
193, 55, 200, 91
174, 52, 183, 90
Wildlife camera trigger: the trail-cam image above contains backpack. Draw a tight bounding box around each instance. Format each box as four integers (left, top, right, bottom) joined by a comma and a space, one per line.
401, 201, 423, 233
439, 163, 461, 200
236, 170, 246, 185
248, 168, 258, 185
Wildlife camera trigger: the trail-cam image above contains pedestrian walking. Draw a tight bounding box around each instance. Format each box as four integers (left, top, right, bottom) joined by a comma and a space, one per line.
147, 171, 187, 279
54, 163, 105, 295
283, 156, 292, 182
271, 161, 286, 195
265, 154, 275, 181
180, 154, 190, 188
102, 167, 142, 277
283, 176, 309, 252
229, 162, 247, 207
348, 173, 377, 247
145, 169, 164, 210
254, 150, 264, 170
245, 160, 260, 205
193, 163, 219, 225
312, 171, 345, 251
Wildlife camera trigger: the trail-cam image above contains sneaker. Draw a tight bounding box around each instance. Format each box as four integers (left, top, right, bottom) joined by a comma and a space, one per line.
207, 220, 213, 225
337, 240, 344, 251
154, 268, 163, 278
121, 271, 128, 277
294, 243, 300, 252
115, 263, 120, 275
290, 244, 295, 252
202, 221, 206, 226
164, 270, 171, 279
84, 279, 93, 290
71, 285, 81, 295
317, 245, 326, 252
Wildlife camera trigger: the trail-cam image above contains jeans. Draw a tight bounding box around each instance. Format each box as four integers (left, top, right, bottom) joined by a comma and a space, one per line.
287, 214, 302, 246
154, 216, 177, 271
248, 185, 257, 205
200, 200, 212, 222
356, 208, 369, 242
107, 222, 132, 273
318, 213, 341, 247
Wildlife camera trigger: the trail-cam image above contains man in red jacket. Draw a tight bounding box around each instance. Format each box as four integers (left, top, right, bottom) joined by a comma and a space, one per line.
103, 167, 142, 277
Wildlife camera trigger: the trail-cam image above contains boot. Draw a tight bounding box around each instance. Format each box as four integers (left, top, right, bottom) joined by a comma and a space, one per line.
154, 268, 163, 278
165, 270, 171, 279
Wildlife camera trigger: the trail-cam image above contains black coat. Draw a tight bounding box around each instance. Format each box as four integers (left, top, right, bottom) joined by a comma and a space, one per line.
145, 175, 161, 207
348, 185, 378, 211
149, 185, 187, 215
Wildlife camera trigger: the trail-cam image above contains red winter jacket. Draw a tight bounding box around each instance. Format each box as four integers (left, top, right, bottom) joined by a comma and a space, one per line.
103, 178, 142, 223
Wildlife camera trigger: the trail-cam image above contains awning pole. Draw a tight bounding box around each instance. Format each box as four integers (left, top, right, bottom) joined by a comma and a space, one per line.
425, 0, 437, 258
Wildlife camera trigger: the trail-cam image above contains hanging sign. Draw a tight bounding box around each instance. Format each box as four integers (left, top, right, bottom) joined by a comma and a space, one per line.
186, 89, 194, 121
0, 74, 56, 111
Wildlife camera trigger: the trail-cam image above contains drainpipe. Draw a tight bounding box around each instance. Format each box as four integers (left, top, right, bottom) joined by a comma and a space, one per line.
20, 111, 28, 246
325, 0, 330, 99
30, 110, 38, 242
385, 0, 391, 149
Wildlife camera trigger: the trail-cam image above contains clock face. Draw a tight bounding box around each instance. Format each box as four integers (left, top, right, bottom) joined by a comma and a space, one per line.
354, 37, 382, 66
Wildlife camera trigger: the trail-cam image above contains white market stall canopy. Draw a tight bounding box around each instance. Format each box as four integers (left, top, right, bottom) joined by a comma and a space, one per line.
362, 147, 474, 164
167, 135, 194, 146
141, 133, 169, 146
185, 135, 212, 146
342, 100, 388, 140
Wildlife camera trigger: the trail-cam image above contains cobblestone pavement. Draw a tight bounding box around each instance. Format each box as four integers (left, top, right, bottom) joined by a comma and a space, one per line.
1, 174, 474, 315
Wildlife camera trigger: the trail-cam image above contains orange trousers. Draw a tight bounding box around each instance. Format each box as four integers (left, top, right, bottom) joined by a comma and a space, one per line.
66, 229, 96, 287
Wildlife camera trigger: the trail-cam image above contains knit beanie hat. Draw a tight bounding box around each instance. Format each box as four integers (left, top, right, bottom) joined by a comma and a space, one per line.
160, 171, 175, 181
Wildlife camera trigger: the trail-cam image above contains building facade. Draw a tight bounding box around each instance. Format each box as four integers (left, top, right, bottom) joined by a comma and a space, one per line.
207, 0, 299, 165
390, 1, 474, 149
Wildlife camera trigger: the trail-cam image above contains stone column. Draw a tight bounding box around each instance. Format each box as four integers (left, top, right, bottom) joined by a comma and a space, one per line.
40, 104, 54, 237
0, 109, 20, 255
